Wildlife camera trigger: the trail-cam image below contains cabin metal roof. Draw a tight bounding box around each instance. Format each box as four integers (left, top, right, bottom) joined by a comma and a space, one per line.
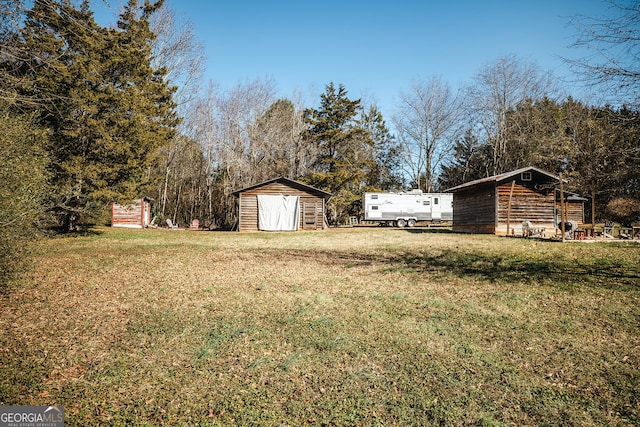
445, 167, 562, 192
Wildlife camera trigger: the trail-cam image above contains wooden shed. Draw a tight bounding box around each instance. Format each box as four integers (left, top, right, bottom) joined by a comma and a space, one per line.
557, 191, 588, 227
446, 167, 585, 235
232, 177, 332, 232
111, 197, 153, 229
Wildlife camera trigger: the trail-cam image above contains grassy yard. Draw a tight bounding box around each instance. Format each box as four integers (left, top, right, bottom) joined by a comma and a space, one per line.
1, 227, 638, 426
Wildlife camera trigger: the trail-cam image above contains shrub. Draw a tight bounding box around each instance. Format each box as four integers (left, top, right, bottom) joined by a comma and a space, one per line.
0, 105, 49, 285
605, 197, 640, 225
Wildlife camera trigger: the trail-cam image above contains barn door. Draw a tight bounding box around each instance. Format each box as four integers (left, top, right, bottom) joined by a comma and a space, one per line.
257, 195, 300, 231
303, 201, 321, 230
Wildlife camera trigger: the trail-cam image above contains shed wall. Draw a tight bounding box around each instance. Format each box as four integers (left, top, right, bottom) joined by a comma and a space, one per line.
556, 200, 585, 225
112, 199, 150, 228
496, 183, 555, 235
237, 182, 326, 232
452, 183, 496, 234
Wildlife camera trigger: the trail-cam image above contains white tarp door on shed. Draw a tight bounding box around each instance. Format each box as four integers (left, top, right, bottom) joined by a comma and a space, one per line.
257, 194, 300, 231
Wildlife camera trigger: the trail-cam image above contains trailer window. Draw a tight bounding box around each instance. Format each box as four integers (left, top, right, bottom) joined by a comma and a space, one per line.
434, 198, 439, 205
423, 200, 430, 206
371, 205, 379, 210
371, 194, 378, 200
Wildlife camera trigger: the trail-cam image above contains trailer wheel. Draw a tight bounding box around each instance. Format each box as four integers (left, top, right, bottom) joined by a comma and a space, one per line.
407, 219, 416, 227
396, 219, 406, 227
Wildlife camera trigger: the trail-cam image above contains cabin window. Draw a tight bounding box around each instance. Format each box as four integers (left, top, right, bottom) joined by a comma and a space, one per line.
521, 171, 532, 181
423, 200, 430, 206
371, 194, 378, 199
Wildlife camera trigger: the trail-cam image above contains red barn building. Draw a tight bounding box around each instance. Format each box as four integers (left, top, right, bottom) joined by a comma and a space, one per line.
111, 197, 153, 229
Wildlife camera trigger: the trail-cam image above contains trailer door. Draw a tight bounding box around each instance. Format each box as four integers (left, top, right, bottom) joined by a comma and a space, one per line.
431, 196, 442, 220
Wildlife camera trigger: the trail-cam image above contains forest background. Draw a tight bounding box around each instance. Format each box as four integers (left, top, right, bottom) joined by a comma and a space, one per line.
1, 0, 639, 283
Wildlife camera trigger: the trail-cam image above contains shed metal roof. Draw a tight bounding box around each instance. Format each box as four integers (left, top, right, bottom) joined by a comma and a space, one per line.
231, 177, 332, 199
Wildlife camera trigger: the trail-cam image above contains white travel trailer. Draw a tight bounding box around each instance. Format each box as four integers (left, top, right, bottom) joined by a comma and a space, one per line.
362, 190, 453, 227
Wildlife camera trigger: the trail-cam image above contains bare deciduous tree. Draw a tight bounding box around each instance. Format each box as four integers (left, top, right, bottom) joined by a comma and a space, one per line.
252, 96, 313, 180
150, 2, 204, 111
393, 76, 463, 192
191, 78, 311, 227
465, 54, 555, 176
565, 0, 640, 106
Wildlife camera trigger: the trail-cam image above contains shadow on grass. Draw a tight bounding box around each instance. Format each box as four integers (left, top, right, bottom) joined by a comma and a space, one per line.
48, 226, 105, 238
354, 226, 453, 234
274, 246, 640, 291
400, 227, 454, 234
390, 249, 639, 290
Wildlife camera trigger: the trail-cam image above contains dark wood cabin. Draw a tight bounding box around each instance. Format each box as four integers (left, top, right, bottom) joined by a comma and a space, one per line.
232, 177, 332, 232
446, 167, 585, 235
557, 191, 588, 226
111, 197, 153, 229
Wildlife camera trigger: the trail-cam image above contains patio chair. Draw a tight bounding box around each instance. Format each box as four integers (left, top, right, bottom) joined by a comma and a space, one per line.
603, 220, 614, 238
522, 221, 545, 238
166, 219, 178, 230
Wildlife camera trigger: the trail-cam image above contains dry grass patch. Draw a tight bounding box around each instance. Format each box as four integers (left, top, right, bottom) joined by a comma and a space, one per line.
1, 227, 638, 426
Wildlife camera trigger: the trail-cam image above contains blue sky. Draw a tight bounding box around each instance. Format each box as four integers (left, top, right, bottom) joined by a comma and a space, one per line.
91, 0, 612, 114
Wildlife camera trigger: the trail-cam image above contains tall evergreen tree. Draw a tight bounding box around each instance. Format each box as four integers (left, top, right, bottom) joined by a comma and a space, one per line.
359, 105, 404, 191
252, 98, 310, 181
108, 0, 180, 200
0, 0, 28, 104
13, 0, 178, 230
503, 97, 566, 172
303, 83, 375, 224
612, 106, 640, 202
438, 129, 489, 189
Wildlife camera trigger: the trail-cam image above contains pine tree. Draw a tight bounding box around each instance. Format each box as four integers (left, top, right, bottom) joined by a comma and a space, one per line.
359, 105, 404, 191
438, 129, 489, 189
303, 83, 375, 224
563, 100, 636, 223
14, 0, 179, 230
0, 0, 30, 104
106, 0, 180, 201
252, 98, 309, 180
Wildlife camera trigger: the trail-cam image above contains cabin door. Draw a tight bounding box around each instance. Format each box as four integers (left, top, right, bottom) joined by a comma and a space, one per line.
431, 196, 442, 220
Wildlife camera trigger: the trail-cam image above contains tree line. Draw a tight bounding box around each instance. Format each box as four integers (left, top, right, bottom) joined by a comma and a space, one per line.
1, 0, 639, 283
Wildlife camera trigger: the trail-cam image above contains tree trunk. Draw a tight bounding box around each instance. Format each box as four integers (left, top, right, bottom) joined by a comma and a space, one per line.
161, 166, 170, 217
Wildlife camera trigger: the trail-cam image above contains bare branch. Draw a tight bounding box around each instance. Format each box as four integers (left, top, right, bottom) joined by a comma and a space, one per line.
564, 0, 640, 105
